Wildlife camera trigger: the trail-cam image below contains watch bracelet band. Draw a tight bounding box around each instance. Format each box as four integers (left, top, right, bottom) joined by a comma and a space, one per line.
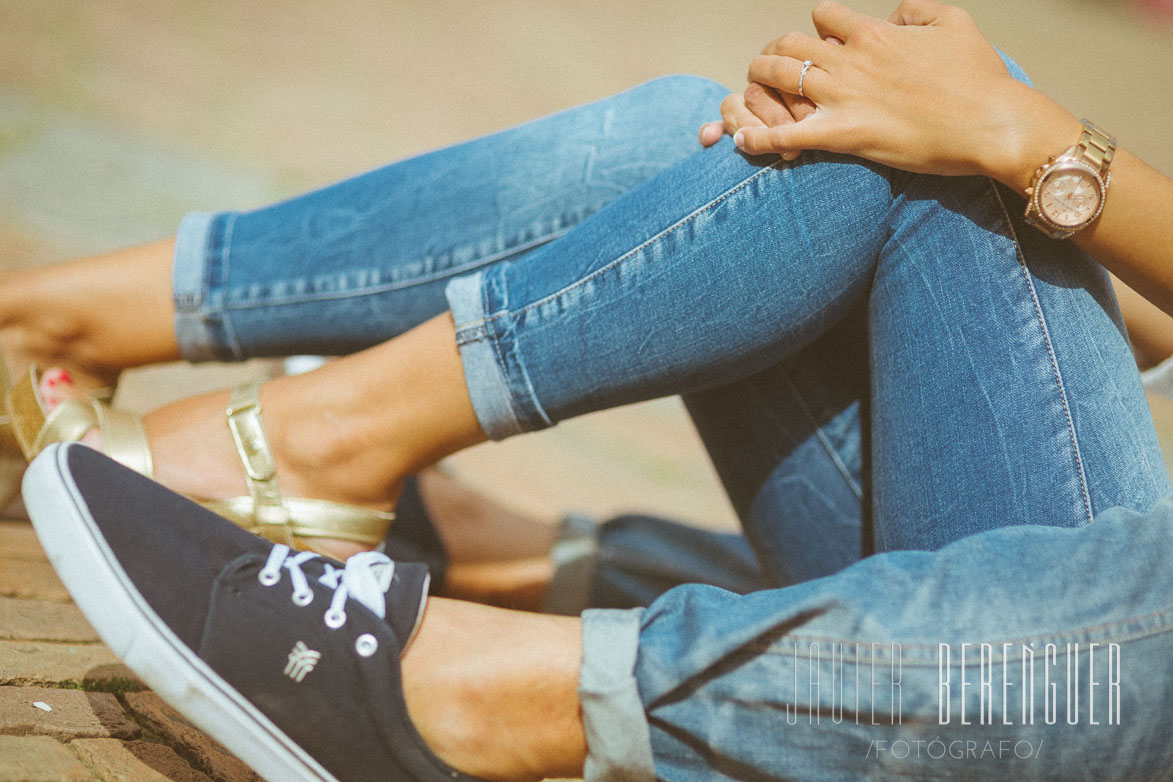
1077, 119, 1115, 175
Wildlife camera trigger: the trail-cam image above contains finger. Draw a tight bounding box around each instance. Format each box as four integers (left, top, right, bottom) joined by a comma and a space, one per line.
743, 84, 804, 161
733, 118, 835, 157
778, 90, 816, 123
748, 54, 826, 99
811, 0, 878, 42
743, 83, 794, 127
719, 92, 766, 137
760, 31, 838, 64
888, 0, 949, 25
698, 121, 724, 147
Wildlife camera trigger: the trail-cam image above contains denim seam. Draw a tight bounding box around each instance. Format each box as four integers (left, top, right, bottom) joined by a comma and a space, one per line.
482, 273, 529, 428
217, 213, 244, 360
746, 605, 1173, 661
780, 370, 864, 500
215, 227, 572, 311
988, 180, 1094, 526
480, 272, 554, 430
464, 156, 787, 330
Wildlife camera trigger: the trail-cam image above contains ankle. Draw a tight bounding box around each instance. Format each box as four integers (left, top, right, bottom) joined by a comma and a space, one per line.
257, 315, 485, 511
402, 599, 586, 781
139, 386, 390, 562
261, 374, 409, 511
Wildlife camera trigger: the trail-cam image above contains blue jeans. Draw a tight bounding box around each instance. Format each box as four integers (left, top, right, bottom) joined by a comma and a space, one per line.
171, 76, 1173, 780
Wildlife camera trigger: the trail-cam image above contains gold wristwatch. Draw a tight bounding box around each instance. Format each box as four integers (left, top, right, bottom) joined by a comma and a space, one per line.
1023, 119, 1115, 240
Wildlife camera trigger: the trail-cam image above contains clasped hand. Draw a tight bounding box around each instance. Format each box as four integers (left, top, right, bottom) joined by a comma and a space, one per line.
699, 0, 1048, 183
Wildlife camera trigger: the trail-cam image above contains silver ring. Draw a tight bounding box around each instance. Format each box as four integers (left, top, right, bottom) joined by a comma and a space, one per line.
797, 59, 813, 98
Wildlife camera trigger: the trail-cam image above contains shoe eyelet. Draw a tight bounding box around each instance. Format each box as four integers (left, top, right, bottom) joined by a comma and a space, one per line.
258, 570, 281, 587
355, 633, 378, 657
324, 608, 346, 629
292, 589, 314, 607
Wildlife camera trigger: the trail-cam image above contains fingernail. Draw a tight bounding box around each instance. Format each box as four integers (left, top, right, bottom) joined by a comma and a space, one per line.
783, 151, 799, 161
733, 131, 745, 149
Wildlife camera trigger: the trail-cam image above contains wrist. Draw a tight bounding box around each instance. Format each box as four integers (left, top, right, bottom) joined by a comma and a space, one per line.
981, 82, 1083, 194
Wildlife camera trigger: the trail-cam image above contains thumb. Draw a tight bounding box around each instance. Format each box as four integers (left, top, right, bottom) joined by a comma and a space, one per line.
733, 121, 826, 157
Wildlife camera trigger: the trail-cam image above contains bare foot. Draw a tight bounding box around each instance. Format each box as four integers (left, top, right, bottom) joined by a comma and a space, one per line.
0, 241, 180, 383
45, 367, 393, 561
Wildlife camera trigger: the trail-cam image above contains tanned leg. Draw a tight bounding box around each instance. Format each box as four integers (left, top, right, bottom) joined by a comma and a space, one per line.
91, 313, 489, 559
418, 469, 558, 610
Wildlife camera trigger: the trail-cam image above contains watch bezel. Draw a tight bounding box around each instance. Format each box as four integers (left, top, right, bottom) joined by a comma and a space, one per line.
1029, 158, 1108, 235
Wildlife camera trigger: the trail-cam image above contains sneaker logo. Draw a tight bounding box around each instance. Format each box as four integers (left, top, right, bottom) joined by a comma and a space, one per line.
283, 641, 322, 683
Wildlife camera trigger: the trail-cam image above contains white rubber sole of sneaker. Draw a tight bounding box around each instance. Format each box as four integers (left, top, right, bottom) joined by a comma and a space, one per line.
24, 445, 339, 782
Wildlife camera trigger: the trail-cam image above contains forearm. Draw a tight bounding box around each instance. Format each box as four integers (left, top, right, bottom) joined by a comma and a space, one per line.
1076, 151, 1173, 318
1112, 274, 1173, 367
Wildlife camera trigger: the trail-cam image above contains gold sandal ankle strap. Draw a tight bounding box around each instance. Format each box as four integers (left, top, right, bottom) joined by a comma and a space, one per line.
91, 402, 153, 478
225, 382, 292, 539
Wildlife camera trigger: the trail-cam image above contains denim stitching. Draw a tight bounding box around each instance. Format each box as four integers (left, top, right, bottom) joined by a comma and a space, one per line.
482, 273, 528, 430
467, 156, 787, 329
988, 181, 1094, 526
480, 272, 551, 432
780, 370, 864, 500
218, 213, 244, 360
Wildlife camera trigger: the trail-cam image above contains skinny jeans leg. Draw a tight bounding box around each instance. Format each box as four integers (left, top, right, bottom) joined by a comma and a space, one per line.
170, 76, 730, 360
682, 310, 870, 587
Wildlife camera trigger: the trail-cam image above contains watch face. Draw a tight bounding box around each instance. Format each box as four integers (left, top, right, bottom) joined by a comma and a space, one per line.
1039, 163, 1103, 228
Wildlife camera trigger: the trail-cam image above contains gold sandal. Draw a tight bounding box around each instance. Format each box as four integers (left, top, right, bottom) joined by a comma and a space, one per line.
203, 381, 395, 552
1, 362, 136, 513
3, 367, 393, 554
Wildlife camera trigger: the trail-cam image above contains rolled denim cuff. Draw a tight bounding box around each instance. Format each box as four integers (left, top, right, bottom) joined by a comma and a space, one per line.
172, 211, 224, 363
445, 272, 527, 440
579, 608, 655, 782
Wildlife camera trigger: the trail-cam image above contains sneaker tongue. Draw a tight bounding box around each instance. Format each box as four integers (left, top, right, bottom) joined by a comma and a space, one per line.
306, 554, 428, 641
368, 559, 395, 594
315, 552, 394, 620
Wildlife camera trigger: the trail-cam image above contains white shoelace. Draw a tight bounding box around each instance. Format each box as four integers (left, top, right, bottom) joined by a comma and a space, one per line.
258, 545, 395, 644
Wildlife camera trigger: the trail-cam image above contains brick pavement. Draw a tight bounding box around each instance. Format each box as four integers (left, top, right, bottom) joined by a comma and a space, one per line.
0, 520, 262, 781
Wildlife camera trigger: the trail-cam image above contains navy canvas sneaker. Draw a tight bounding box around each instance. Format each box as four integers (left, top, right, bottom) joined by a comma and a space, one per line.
23, 443, 481, 782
